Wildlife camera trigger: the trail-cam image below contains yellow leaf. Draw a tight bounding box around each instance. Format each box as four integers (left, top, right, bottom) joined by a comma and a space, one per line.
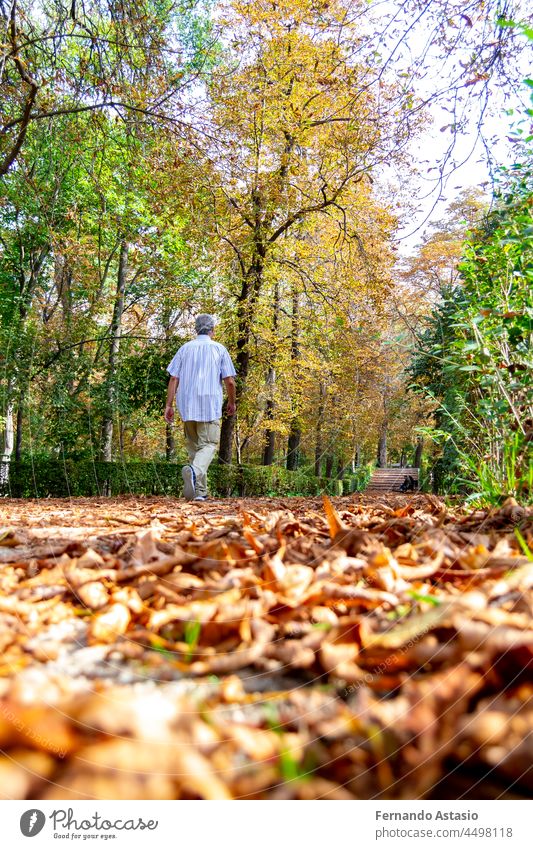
322, 494, 344, 540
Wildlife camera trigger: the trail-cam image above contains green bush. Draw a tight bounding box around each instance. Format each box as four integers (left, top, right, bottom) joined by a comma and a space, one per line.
6, 459, 182, 498
4, 458, 370, 499
411, 159, 533, 504
342, 464, 374, 494
417, 457, 432, 493
209, 463, 325, 497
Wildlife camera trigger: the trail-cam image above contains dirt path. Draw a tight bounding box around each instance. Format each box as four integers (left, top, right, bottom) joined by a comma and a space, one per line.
0, 494, 531, 799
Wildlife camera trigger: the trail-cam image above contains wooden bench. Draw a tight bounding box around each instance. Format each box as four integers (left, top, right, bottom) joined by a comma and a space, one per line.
366, 467, 419, 492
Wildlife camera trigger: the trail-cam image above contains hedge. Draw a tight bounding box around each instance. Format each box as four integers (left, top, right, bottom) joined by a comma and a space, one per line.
341, 464, 374, 495
2, 458, 373, 499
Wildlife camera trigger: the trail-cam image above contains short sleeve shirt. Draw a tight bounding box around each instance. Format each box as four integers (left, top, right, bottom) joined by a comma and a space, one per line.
167, 335, 236, 422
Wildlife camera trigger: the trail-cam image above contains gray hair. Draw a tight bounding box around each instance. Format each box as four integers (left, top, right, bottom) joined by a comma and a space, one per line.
195, 313, 215, 335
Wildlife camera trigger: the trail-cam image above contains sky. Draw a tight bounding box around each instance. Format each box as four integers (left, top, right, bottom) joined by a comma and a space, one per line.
392, 89, 531, 253
366, 1, 532, 254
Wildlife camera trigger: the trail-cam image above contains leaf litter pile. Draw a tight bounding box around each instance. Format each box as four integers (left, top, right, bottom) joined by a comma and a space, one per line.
0, 493, 531, 800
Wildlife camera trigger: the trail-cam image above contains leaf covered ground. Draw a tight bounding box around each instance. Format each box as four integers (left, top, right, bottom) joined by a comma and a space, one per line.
0, 494, 531, 800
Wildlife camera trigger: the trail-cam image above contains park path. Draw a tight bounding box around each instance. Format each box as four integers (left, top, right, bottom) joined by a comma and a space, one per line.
0, 494, 531, 799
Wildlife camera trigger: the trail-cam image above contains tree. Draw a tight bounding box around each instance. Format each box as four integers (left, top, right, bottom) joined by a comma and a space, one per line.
398, 190, 487, 304
0, 106, 211, 465
411, 158, 533, 500
0, 0, 212, 174
199, 0, 416, 462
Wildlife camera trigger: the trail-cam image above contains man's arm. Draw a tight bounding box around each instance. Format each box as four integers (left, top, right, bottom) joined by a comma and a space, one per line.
164, 376, 179, 423
223, 376, 236, 416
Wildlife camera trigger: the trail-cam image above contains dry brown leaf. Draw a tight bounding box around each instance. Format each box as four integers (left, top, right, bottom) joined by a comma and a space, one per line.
265, 559, 314, 601
76, 581, 109, 610
265, 640, 316, 668
0, 700, 79, 754
0, 529, 25, 548
0, 750, 56, 800
320, 639, 359, 673
1, 493, 531, 800
361, 603, 453, 650
89, 603, 131, 643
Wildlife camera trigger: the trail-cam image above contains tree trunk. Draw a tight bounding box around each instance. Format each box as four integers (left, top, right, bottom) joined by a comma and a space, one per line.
261, 360, 276, 465
219, 406, 234, 465
166, 423, 175, 461
262, 399, 276, 465
262, 281, 280, 465
287, 423, 301, 471
414, 436, 424, 468
0, 398, 14, 488
314, 381, 326, 476
55, 254, 73, 322
234, 420, 243, 465
377, 385, 392, 469
219, 246, 265, 464
9, 245, 49, 465
100, 239, 128, 462
286, 286, 301, 470
377, 420, 387, 468
119, 420, 125, 458
163, 319, 177, 462
314, 438, 322, 478
349, 441, 360, 473
15, 391, 24, 461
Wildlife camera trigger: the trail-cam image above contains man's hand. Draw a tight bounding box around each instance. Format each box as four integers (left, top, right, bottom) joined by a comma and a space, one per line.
223, 376, 236, 417
165, 376, 178, 424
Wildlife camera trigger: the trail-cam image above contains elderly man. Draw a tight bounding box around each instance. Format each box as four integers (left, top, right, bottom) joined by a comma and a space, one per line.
164, 314, 236, 501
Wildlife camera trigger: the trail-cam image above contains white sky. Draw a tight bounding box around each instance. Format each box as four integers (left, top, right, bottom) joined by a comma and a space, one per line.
391, 91, 531, 253
366, 2, 533, 254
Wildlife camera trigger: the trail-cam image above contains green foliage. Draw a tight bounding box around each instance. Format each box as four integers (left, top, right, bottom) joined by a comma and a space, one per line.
514, 528, 533, 560
183, 620, 202, 661
1, 0, 215, 175
121, 336, 187, 415
407, 590, 442, 607
342, 464, 374, 494
208, 463, 326, 497
5, 459, 358, 498
412, 160, 533, 504
7, 459, 181, 498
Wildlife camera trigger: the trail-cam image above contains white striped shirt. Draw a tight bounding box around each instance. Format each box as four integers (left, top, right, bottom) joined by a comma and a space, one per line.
167, 335, 236, 422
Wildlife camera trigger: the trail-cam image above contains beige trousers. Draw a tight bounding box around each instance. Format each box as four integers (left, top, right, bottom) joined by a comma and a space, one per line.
183, 419, 221, 497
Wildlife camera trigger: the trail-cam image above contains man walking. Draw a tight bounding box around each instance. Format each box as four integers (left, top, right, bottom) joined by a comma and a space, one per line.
164, 314, 236, 501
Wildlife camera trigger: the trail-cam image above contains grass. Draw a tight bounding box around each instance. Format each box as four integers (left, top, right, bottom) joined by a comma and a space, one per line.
385, 603, 411, 620
184, 620, 202, 661
407, 590, 442, 607
263, 702, 314, 783
515, 528, 533, 561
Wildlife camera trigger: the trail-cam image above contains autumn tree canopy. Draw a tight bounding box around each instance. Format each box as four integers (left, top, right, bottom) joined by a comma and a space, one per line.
1, 0, 531, 497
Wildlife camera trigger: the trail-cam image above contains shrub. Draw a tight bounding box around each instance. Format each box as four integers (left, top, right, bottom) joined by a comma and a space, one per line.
3, 458, 371, 499
5, 459, 181, 498
342, 464, 374, 494
411, 160, 533, 504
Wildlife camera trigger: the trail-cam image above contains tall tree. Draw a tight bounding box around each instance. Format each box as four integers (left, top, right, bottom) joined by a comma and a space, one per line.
201, 0, 415, 462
